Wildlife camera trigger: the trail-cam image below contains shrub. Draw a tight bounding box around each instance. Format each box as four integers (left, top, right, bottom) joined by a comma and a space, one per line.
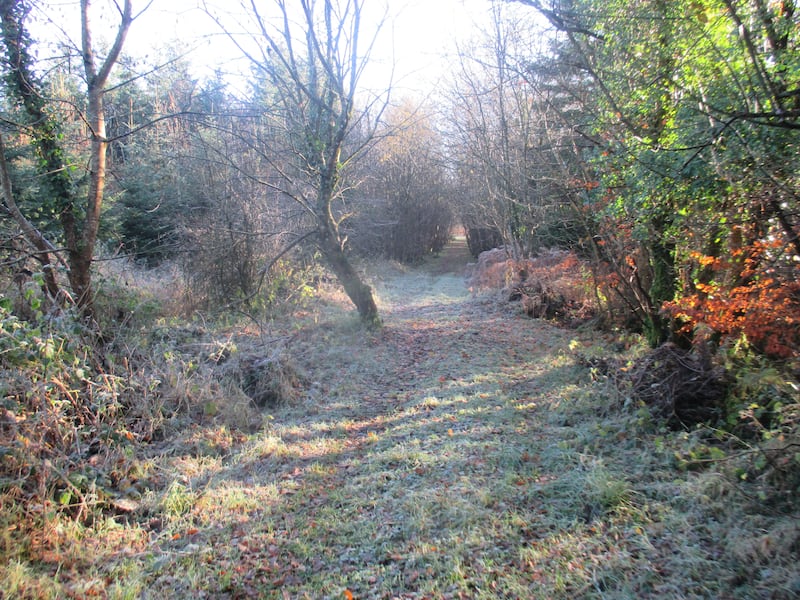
0, 273, 265, 556
0, 302, 115, 523
621, 342, 730, 427
467, 247, 597, 326
664, 241, 800, 360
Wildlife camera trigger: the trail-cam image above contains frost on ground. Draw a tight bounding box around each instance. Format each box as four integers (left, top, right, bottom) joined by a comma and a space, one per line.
5, 240, 798, 600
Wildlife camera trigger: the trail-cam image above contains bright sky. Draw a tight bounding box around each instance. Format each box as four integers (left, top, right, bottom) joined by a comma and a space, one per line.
54, 0, 496, 97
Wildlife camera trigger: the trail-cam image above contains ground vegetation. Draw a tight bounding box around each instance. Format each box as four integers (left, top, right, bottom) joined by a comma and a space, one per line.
0, 0, 797, 597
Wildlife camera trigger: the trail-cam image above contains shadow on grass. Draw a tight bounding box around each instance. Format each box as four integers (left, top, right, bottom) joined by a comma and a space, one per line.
155, 290, 595, 597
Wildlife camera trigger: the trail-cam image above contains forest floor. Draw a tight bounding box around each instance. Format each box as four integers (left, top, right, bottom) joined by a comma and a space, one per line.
5, 238, 798, 599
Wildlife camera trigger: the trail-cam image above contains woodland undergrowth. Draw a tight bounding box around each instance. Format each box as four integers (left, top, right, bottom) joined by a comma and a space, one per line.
0, 243, 797, 599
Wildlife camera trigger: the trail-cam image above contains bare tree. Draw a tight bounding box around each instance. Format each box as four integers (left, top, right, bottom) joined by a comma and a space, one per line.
447, 3, 582, 258
205, 0, 386, 327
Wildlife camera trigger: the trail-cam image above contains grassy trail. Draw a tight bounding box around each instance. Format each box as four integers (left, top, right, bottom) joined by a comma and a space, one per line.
135, 243, 796, 599
150, 243, 604, 599
13, 241, 797, 599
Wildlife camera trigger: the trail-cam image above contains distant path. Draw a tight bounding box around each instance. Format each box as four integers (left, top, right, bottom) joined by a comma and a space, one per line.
423, 236, 473, 276
373, 239, 472, 319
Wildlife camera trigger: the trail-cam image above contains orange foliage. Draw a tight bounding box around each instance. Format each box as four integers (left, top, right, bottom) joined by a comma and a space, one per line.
466, 248, 596, 323
664, 242, 800, 359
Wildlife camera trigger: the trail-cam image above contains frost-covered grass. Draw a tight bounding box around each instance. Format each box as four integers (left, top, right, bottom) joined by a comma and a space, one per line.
2, 244, 798, 599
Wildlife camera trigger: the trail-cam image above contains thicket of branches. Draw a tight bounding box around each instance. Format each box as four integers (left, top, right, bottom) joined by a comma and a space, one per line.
450, 0, 799, 360
348, 101, 454, 263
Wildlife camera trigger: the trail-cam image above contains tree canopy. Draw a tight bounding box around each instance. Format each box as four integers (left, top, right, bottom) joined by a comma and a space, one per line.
452, 0, 800, 352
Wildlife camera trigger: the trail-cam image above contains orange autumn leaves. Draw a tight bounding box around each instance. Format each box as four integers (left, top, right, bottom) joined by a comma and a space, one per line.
664, 242, 800, 359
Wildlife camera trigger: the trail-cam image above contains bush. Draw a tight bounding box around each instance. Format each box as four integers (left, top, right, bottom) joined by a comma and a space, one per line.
622, 342, 730, 427
466, 247, 597, 326
0, 302, 117, 522
347, 195, 454, 264
0, 276, 264, 556
664, 241, 800, 360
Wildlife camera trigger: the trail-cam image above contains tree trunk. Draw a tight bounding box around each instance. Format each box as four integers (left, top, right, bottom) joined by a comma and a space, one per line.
646, 234, 676, 347
67, 82, 108, 317
315, 139, 381, 327
67, 0, 131, 321
317, 226, 380, 328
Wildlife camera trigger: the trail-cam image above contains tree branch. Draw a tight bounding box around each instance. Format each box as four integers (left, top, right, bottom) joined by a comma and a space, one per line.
0, 132, 68, 300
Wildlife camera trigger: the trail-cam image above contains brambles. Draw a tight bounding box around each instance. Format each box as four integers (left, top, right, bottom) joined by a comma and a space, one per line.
467, 247, 597, 327
0, 260, 302, 561
622, 343, 729, 427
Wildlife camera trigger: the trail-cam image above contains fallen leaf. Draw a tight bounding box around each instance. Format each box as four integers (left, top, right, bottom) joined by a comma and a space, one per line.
110, 498, 140, 513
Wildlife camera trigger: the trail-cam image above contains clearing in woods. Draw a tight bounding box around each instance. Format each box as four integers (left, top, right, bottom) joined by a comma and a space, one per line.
10, 238, 797, 599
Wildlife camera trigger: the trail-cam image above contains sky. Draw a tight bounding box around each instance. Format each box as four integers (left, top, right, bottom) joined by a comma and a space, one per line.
40, 0, 496, 97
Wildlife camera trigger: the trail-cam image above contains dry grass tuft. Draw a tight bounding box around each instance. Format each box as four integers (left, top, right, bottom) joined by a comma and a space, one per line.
226, 345, 307, 408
